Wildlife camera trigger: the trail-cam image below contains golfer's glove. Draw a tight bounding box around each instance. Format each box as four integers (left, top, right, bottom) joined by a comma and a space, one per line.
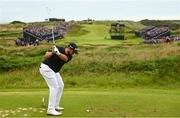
53, 45, 61, 56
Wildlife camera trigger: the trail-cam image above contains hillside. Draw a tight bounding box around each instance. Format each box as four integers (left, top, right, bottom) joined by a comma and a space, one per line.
0, 21, 180, 89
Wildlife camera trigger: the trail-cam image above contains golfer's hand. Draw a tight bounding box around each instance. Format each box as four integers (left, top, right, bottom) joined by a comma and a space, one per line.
53, 46, 61, 56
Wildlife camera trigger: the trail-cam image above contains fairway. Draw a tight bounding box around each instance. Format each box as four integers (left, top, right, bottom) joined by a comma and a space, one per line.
0, 89, 180, 117
65, 23, 143, 45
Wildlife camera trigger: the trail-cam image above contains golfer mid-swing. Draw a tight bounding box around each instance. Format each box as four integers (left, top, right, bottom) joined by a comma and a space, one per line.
39, 42, 78, 116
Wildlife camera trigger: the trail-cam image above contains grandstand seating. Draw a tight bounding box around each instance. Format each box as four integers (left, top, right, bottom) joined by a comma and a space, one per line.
136, 26, 180, 44
136, 26, 170, 40
144, 27, 170, 39
20, 23, 69, 46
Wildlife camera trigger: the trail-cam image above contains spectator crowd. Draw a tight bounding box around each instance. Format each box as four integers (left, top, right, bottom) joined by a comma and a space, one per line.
135, 26, 170, 40
143, 36, 180, 44
15, 23, 70, 46
145, 27, 170, 39
136, 26, 180, 44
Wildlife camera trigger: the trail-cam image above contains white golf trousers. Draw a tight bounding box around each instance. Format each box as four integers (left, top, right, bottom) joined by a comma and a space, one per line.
39, 63, 64, 110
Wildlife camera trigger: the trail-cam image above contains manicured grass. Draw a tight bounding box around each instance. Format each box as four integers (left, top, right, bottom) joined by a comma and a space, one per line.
0, 89, 180, 117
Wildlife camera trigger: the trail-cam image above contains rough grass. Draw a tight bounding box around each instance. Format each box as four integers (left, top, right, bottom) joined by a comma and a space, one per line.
0, 43, 179, 89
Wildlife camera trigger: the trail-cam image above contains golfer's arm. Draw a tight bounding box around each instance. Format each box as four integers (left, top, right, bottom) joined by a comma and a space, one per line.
58, 53, 68, 62
44, 51, 68, 62
44, 51, 53, 60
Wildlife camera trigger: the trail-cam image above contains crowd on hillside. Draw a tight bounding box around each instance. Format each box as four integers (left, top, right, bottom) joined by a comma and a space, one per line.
53, 23, 69, 38
16, 23, 70, 46
136, 26, 170, 39
23, 25, 51, 40
145, 27, 170, 39
135, 26, 155, 37
15, 38, 39, 46
136, 26, 180, 44
23, 23, 69, 41
143, 36, 180, 44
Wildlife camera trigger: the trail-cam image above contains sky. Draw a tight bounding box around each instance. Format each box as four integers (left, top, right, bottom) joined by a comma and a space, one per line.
0, 0, 180, 23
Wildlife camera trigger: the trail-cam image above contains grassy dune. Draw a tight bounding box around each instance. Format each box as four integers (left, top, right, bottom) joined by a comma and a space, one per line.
0, 22, 180, 89
0, 42, 180, 88
0, 21, 180, 117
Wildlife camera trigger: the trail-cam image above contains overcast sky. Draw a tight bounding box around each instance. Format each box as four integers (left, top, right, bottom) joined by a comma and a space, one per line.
0, 0, 179, 23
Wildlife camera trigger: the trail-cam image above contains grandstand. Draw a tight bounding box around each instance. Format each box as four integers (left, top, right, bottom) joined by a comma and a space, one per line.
144, 27, 170, 39
135, 26, 180, 44
135, 26, 155, 38
136, 26, 170, 40
136, 26, 180, 44
17, 23, 69, 46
